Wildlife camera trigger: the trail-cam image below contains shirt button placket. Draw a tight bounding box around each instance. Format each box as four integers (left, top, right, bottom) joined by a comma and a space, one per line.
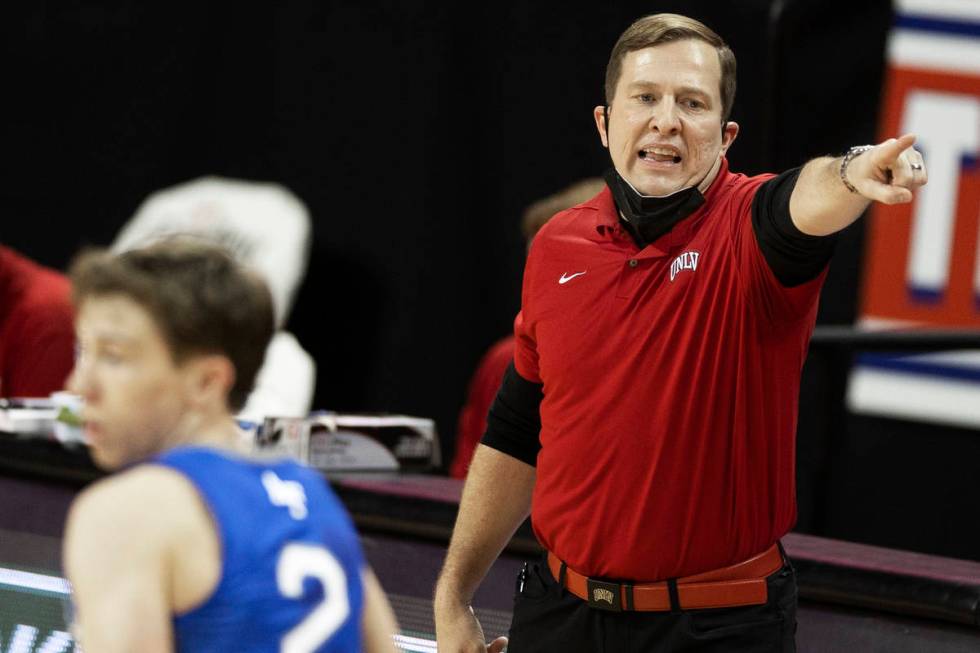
616, 257, 642, 299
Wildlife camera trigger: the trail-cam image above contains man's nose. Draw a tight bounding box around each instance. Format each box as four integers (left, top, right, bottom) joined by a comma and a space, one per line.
66, 366, 84, 396
650, 99, 681, 134
66, 359, 92, 400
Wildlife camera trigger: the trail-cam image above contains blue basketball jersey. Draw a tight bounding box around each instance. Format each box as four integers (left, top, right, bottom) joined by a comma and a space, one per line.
154, 447, 365, 653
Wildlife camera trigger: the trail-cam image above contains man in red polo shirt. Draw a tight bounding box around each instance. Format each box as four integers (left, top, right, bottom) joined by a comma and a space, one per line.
434, 13, 928, 653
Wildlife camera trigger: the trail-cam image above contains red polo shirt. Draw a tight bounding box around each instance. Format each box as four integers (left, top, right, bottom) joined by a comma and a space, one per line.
450, 335, 515, 479
514, 159, 826, 581
0, 245, 75, 397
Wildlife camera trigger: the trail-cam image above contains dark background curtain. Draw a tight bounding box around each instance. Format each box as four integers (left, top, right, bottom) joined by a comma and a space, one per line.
9, 1, 977, 560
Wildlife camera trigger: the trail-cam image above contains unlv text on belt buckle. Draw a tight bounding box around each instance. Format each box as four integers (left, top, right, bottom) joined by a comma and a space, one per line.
586, 578, 623, 612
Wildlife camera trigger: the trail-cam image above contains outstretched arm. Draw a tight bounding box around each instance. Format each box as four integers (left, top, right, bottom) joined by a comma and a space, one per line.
789, 133, 927, 237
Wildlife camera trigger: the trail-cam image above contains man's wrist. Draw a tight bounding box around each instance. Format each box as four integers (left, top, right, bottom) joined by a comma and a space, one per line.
839, 145, 875, 193
434, 577, 474, 611
434, 594, 475, 625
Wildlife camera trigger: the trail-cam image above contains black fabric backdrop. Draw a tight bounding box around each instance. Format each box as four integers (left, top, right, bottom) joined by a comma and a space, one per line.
0, 0, 882, 444
11, 1, 976, 561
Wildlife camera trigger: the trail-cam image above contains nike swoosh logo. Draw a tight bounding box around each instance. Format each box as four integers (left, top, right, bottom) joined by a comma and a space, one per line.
558, 271, 587, 284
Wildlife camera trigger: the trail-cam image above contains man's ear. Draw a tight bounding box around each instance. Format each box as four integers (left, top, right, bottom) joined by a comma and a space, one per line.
720, 121, 740, 155
183, 354, 236, 411
593, 105, 610, 148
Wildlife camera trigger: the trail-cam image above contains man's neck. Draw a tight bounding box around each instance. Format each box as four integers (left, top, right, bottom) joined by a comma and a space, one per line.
697, 156, 724, 195
162, 410, 249, 456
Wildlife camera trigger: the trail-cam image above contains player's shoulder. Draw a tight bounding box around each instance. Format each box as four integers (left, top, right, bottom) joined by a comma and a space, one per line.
75, 463, 190, 504
63, 464, 215, 588
68, 464, 206, 541
64, 463, 226, 626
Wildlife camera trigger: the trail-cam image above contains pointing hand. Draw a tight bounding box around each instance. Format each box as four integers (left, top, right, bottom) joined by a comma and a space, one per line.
845, 133, 928, 204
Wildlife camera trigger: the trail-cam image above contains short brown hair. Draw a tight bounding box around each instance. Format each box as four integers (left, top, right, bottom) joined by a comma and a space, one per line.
521, 178, 607, 240
605, 13, 736, 121
69, 238, 274, 411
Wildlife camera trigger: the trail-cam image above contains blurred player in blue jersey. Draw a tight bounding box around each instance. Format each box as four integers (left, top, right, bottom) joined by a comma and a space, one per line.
62, 239, 398, 653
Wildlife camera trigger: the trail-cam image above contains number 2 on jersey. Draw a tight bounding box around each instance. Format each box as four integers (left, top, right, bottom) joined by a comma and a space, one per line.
277, 542, 350, 653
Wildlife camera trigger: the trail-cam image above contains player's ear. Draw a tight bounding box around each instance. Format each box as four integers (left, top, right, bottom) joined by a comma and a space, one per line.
184, 355, 236, 410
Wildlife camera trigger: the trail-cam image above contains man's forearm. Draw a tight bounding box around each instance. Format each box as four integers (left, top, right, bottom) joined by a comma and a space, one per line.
789, 135, 926, 237
788, 156, 871, 237
435, 445, 536, 607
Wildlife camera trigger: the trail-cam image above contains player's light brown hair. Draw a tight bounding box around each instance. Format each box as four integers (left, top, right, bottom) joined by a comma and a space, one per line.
521, 178, 607, 241
69, 238, 274, 411
605, 13, 737, 122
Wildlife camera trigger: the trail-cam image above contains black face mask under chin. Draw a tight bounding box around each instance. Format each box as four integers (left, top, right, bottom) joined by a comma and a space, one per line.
603, 168, 706, 249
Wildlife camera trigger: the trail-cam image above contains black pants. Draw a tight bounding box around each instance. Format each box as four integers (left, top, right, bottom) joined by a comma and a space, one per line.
506, 557, 798, 653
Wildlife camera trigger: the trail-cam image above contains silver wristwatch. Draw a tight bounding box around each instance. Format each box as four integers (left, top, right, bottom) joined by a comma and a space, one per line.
839, 145, 875, 194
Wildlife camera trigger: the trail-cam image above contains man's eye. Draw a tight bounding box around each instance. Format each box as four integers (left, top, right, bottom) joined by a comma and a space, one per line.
638, 94, 654, 103
684, 99, 705, 109
99, 350, 125, 364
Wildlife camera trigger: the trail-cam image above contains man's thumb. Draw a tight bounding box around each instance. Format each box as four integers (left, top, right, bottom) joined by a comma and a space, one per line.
487, 636, 509, 653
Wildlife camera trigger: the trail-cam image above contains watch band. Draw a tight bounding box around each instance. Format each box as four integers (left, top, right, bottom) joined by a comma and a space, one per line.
839, 145, 875, 194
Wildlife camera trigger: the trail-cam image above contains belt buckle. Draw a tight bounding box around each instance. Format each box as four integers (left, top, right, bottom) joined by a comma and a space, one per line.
586, 578, 622, 612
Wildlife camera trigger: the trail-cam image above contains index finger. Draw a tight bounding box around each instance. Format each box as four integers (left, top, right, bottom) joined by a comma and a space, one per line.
875, 133, 917, 163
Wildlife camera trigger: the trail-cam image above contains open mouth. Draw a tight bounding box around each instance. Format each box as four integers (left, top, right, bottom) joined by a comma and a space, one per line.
638, 146, 682, 164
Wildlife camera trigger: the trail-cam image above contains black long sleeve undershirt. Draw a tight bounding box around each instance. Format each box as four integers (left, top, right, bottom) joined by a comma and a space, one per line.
751, 167, 837, 287
480, 362, 543, 466
480, 169, 838, 465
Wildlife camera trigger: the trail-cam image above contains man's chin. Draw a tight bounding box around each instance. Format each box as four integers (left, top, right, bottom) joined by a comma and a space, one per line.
622, 170, 686, 198
89, 446, 128, 471
634, 181, 686, 198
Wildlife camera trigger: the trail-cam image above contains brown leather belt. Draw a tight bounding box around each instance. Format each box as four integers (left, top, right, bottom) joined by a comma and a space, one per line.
547, 543, 784, 612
